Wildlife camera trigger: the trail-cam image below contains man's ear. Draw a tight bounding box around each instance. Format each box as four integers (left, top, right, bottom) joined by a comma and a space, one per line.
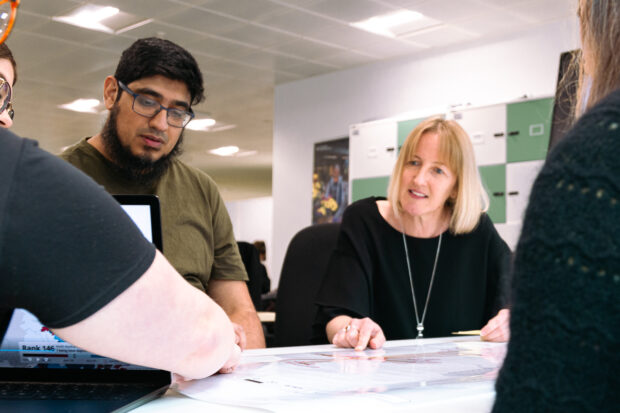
102, 76, 119, 110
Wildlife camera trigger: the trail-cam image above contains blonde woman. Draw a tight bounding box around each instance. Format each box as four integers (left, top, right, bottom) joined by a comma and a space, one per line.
493, 0, 620, 410
314, 116, 511, 350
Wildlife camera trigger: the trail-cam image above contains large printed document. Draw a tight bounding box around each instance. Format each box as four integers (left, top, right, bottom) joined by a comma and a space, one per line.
176, 337, 506, 413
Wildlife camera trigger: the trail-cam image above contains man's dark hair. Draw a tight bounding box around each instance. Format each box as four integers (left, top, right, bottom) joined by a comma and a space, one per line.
0, 43, 17, 85
114, 37, 204, 106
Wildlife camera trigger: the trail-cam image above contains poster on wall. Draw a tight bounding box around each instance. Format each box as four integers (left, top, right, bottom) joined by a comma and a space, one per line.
312, 137, 349, 224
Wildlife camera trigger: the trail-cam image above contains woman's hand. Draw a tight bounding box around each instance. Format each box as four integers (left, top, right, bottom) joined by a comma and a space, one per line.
480, 309, 510, 342
327, 316, 386, 351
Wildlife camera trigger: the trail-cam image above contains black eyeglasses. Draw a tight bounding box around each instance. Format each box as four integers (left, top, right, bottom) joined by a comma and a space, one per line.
117, 80, 194, 128
0, 76, 13, 119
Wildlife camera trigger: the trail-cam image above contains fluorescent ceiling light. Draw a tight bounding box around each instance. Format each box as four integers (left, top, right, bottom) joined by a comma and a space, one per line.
350, 9, 440, 38
53, 5, 119, 33
209, 146, 239, 157
53, 4, 152, 34
186, 117, 217, 131
235, 150, 258, 157
58, 98, 101, 113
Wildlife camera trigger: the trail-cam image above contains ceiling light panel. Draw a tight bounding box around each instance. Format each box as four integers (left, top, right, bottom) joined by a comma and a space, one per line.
401, 25, 478, 47
59, 98, 101, 113
304, 0, 395, 22
52, 4, 153, 34
409, 0, 484, 24
350, 9, 440, 39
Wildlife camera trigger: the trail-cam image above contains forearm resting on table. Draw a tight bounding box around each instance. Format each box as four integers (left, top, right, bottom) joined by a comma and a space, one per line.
228, 309, 265, 349
207, 279, 266, 349
53, 251, 236, 379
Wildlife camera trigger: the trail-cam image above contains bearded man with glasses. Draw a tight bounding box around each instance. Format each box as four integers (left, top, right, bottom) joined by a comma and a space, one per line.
61, 37, 265, 349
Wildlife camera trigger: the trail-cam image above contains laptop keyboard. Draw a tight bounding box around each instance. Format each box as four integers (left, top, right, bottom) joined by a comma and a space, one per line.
0, 382, 160, 400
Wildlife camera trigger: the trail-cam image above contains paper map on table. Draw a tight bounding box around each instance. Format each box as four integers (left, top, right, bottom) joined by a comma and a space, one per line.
176, 337, 506, 412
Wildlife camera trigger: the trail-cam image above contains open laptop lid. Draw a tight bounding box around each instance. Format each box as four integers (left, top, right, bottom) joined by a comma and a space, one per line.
113, 194, 163, 251
0, 194, 168, 385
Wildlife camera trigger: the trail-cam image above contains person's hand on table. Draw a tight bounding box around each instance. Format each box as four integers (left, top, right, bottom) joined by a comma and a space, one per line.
218, 342, 241, 374
480, 309, 510, 342
332, 317, 386, 351
231, 322, 247, 350
217, 323, 245, 374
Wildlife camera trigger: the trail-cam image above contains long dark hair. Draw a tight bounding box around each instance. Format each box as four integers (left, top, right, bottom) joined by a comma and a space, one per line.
575, 0, 620, 115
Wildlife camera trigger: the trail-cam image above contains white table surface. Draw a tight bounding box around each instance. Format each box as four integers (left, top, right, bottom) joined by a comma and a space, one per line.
134, 336, 503, 413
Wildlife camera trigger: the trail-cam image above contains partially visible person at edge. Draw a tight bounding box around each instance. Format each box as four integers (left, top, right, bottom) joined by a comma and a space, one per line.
313, 116, 512, 350
323, 163, 348, 222
0, 42, 16, 128
492, 0, 620, 411
0, 127, 240, 380
60, 37, 264, 348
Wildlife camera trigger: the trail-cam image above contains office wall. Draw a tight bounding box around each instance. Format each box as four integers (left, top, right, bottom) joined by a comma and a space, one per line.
272, 17, 579, 288
226, 196, 274, 281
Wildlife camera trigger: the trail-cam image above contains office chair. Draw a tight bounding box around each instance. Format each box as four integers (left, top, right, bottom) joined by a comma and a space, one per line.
237, 241, 270, 311
275, 223, 340, 347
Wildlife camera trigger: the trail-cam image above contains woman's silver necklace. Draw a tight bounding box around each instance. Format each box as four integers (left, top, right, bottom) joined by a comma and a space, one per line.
401, 230, 442, 338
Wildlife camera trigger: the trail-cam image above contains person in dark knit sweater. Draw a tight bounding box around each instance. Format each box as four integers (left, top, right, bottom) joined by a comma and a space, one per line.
492, 0, 620, 411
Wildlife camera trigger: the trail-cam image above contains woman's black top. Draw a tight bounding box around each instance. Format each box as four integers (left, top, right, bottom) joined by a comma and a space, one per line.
314, 197, 511, 342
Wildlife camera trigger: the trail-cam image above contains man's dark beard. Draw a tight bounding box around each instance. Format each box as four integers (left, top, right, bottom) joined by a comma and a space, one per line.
100, 106, 184, 186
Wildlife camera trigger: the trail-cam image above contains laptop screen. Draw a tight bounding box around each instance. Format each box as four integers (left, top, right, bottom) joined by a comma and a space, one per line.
0, 195, 162, 370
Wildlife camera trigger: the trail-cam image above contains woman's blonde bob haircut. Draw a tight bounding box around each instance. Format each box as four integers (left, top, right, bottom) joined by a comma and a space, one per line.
387, 116, 489, 235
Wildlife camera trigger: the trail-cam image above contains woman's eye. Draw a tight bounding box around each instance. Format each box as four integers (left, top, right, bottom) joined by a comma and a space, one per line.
434, 167, 444, 174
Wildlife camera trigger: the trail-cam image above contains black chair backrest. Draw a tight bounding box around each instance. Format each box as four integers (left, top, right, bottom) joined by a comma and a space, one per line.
237, 241, 270, 311
275, 223, 340, 347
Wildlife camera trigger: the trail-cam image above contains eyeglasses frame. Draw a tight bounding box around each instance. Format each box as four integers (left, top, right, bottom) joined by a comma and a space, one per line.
116, 79, 194, 128
0, 76, 12, 119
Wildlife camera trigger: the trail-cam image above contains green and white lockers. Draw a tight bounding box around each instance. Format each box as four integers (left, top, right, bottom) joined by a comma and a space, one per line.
348, 97, 554, 250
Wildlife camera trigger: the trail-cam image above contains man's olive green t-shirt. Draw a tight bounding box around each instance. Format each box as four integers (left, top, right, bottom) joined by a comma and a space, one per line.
60, 138, 248, 291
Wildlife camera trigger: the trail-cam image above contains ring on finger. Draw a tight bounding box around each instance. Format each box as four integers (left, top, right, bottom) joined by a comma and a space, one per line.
344, 324, 358, 333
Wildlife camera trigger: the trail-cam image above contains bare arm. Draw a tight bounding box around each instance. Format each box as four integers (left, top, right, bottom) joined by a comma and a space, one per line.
53, 251, 239, 379
207, 279, 265, 349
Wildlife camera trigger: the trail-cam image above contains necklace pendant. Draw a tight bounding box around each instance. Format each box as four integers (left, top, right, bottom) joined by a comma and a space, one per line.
416, 323, 424, 338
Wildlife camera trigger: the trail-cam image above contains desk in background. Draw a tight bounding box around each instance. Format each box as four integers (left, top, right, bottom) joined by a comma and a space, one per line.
135, 336, 505, 413
257, 311, 275, 323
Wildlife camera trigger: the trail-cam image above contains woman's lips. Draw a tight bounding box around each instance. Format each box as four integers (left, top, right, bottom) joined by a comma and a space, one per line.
408, 189, 427, 199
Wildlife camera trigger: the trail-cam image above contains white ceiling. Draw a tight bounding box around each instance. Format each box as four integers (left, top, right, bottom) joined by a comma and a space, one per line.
7, 0, 575, 200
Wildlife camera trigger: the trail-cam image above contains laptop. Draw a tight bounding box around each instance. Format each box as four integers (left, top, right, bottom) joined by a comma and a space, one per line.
0, 194, 169, 412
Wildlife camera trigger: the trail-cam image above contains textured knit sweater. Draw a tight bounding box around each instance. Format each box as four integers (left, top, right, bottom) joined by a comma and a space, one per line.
492, 89, 620, 412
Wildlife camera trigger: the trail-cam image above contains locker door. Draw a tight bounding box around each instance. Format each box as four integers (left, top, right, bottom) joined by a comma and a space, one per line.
452, 104, 506, 166
351, 176, 390, 202
479, 164, 506, 224
397, 117, 425, 150
506, 160, 544, 223
506, 98, 554, 162
349, 121, 397, 180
